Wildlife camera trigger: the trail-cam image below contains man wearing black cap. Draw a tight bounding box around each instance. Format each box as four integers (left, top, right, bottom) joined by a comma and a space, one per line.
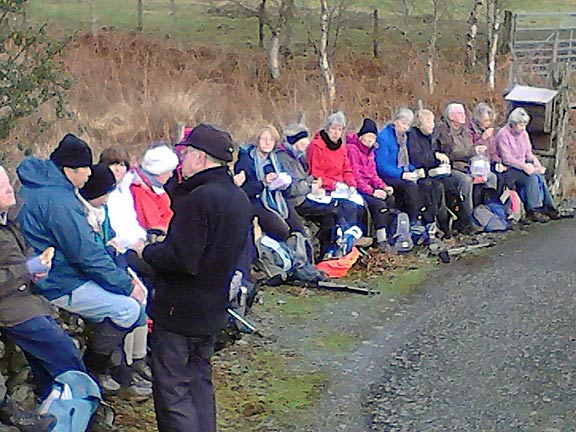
137, 124, 252, 432
17, 134, 143, 394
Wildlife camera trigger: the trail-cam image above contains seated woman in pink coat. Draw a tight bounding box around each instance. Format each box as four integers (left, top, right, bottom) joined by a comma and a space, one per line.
347, 118, 400, 250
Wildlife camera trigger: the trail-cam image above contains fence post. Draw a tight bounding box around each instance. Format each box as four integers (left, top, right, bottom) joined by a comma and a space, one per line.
552, 30, 560, 64
372, 9, 379, 59
500, 10, 513, 54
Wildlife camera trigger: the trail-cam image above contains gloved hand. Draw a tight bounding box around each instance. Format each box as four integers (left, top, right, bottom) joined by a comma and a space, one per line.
25, 256, 50, 276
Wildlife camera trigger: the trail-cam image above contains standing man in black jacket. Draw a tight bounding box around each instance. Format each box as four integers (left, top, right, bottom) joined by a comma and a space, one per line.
137, 124, 252, 432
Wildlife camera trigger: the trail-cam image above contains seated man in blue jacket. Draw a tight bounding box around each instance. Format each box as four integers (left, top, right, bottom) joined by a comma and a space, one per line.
375, 108, 443, 240
16, 134, 145, 393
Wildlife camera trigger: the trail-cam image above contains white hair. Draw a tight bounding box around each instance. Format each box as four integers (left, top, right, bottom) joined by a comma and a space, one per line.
444, 103, 465, 120
323, 111, 347, 130
393, 108, 414, 123
507, 107, 531, 125
414, 109, 434, 128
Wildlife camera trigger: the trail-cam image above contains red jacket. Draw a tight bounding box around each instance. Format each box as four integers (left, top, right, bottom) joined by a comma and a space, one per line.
307, 131, 356, 191
346, 133, 388, 195
130, 169, 173, 233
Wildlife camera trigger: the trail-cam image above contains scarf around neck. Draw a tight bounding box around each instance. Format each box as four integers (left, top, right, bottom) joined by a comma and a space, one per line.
320, 130, 343, 151
76, 191, 107, 238
250, 146, 289, 220
395, 127, 410, 169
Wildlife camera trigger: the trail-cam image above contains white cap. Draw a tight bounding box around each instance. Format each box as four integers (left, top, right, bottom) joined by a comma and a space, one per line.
141, 145, 179, 175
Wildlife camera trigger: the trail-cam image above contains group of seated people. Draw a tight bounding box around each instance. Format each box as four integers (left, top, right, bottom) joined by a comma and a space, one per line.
234, 102, 559, 260
0, 100, 561, 430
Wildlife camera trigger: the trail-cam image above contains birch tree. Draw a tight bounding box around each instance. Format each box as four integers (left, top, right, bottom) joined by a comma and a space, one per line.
465, 0, 484, 70
486, 0, 502, 90
318, 0, 336, 111
426, 0, 440, 95
231, 0, 295, 80
170, 0, 177, 22
90, 0, 97, 36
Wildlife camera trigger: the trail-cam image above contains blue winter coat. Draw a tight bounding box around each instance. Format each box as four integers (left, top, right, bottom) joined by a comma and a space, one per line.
375, 123, 416, 180
16, 158, 133, 300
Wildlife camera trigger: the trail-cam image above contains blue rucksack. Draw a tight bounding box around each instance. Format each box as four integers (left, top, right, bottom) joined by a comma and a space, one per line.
473, 202, 510, 232
39, 370, 101, 432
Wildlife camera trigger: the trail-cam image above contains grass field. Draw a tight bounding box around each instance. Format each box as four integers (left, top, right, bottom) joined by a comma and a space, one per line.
28, 0, 576, 49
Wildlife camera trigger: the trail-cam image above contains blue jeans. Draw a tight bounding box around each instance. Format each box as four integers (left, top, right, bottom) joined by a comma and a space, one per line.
508, 168, 554, 211
52, 281, 143, 329
3, 316, 86, 397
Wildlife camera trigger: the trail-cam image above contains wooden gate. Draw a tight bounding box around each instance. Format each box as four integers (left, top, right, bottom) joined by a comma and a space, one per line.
506, 12, 576, 80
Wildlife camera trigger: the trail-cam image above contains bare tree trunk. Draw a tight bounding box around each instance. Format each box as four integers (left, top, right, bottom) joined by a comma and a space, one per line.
170, 0, 177, 22
269, 30, 281, 79
91, 0, 97, 36
280, 0, 295, 60
258, 0, 267, 49
319, 0, 336, 112
486, 0, 493, 62
400, 0, 410, 25
372, 9, 379, 59
466, 0, 484, 70
426, 0, 439, 95
486, 0, 501, 90
328, 0, 349, 57
136, 0, 143, 31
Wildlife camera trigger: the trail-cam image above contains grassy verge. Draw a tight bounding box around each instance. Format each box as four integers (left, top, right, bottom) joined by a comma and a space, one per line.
113, 256, 435, 431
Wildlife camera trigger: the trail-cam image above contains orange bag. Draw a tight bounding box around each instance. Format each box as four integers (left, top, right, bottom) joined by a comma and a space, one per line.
316, 247, 360, 278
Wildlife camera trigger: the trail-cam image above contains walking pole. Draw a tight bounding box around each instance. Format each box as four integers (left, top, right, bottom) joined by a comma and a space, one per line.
226, 308, 265, 338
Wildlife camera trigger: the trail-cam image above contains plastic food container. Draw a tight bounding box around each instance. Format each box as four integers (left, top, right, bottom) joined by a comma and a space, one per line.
428, 164, 451, 177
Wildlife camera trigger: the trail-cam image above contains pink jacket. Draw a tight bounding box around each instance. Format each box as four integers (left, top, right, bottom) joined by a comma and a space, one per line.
346, 133, 388, 195
495, 125, 542, 171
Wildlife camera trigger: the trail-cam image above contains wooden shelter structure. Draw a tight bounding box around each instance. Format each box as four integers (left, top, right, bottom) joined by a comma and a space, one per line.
502, 11, 575, 198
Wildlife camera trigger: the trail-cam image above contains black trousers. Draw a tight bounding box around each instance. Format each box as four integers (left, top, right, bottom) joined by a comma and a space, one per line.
384, 178, 441, 225
362, 194, 395, 230
252, 201, 305, 241
150, 325, 216, 432
295, 198, 358, 252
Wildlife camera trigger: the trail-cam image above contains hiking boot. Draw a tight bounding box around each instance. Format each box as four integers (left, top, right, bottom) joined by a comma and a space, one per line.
0, 423, 18, 432
126, 373, 153, 398
97, 373, 122, 396
131, 358, 153, 382
377, 241, 393, 254
543, 207, 561, 220
527, 210, 549, 224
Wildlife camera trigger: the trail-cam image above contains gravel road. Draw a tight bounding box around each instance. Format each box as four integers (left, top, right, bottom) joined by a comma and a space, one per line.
365, 219, 576, 431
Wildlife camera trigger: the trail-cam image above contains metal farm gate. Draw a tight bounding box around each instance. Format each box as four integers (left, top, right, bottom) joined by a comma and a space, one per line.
507, 11, 576, 80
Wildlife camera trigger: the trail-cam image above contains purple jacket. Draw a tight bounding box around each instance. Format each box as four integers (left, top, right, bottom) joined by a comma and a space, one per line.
495, 124, 542, 171
346, 133, 388, 196
468, 121, 501, 163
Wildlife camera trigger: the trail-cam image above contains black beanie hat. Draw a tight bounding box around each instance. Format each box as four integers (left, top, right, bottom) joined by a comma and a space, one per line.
80, 163, 116, 201
50, 134, 93, 168
358, 118, 378, 138
181, 124, 235, 163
